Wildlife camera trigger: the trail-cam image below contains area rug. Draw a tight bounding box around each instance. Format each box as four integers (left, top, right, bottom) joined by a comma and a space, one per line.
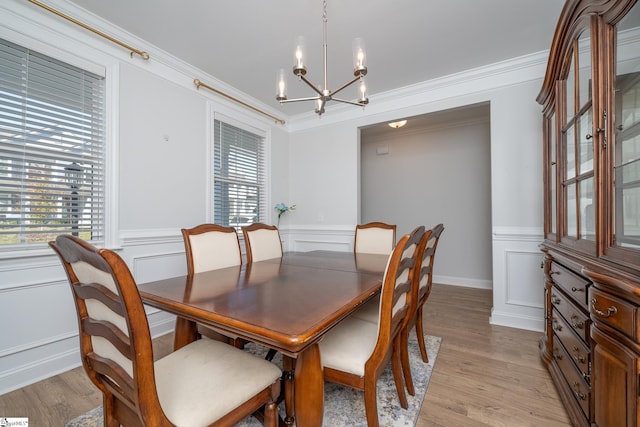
66, 334, 441, 427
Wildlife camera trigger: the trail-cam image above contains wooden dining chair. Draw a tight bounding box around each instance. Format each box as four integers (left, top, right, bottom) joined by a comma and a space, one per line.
242, 223, 283, 263
49, 234, 281, 427
181, 224, 246, 347
354, 221, 397, 255
319, 226, 426, 427
400, 223, 445, 395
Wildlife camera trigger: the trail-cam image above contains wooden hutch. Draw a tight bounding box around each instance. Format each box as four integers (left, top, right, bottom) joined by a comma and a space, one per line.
538, 0, 640, 426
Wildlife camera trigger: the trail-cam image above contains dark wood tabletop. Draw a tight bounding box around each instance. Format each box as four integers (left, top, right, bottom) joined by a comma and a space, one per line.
137, 250, 388, 427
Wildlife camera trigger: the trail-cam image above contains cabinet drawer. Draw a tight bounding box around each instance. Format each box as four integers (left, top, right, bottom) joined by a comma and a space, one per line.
553, 335, 590, 421
550, 262, 590, 308
589, 287, 637, 340
553, 309, 590, 380
551, 288, 590, 343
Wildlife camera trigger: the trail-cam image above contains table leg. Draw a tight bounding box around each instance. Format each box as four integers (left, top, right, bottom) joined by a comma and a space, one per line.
294, 343, 323, 427
173, 316, 197, 350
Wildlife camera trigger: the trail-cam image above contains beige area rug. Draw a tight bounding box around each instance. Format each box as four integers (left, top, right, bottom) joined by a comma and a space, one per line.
66, 334, 441, 427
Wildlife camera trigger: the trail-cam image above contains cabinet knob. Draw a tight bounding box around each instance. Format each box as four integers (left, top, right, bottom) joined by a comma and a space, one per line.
570, 315, 584, 329
572, 346, 586, 364
572, 382, 587, 400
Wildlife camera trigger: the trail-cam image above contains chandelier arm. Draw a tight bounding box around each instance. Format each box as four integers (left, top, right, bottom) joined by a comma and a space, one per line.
298, 74, 325, 96
332, 98, 367, 106
279, 96, 321, 104
329, 75, 362, 97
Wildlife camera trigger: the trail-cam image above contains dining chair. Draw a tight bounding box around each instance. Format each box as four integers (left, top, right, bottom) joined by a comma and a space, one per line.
49, 234, 281, 427
354, 221, 397, 255
242, 223, 283, 263
400, 223, 445, 395
319, 225, 426, 427
182, 223, 246, 347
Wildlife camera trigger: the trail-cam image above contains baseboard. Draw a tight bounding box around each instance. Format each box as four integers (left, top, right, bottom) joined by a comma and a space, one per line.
489, 307, 544, 332
434, 275, 493, 289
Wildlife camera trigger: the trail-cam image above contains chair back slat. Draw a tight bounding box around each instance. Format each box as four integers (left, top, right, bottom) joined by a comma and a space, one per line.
376, 226, 425, 344
417, 224, 444, 302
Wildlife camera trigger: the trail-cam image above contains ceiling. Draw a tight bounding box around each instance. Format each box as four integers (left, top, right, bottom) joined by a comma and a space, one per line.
66, 0, 565, 118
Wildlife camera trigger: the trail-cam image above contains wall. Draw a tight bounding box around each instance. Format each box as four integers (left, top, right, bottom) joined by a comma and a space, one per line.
284, 58, 549, 333
0, 0, 550, 395
0, 0, 289, 395
360, 106, 493, 288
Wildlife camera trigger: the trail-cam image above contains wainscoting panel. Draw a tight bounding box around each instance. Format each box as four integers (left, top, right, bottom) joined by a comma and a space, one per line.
0, 231, 186, 395
490, 227, 545, 332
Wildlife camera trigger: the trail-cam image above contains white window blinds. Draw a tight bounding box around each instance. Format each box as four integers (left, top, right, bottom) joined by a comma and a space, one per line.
0, 38, 105, 247
213, 118, 265, 230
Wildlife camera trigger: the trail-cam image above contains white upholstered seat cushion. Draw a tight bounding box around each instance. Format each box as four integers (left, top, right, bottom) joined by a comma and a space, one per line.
319, 316, 378, 377
155, 338, 281, 426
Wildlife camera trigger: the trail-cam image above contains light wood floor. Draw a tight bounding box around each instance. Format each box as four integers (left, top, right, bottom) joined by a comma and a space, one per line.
0, 283, 571, 426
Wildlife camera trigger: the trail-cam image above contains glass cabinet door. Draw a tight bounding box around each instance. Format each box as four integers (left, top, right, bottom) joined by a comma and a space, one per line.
612, 1, 640, 255
561, 28, 595, 249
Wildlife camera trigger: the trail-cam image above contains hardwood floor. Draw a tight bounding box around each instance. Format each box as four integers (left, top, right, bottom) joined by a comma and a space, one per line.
0, 283, 570, 426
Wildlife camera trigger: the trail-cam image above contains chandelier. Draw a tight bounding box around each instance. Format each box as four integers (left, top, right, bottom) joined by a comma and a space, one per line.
276, 0, 369, 116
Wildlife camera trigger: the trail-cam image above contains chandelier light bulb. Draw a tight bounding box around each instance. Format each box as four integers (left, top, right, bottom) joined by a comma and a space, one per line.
277, 69, 287, 101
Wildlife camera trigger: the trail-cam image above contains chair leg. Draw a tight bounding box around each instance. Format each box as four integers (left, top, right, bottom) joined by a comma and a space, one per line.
263, 400, 278, 427
391, 338, 408, 409
265, 348, 278, 361
363, 376, 380, 427
415, 307, 429, 363
400, 326, 415, 396
282, 356, 295, 427
102, 394, 119, 427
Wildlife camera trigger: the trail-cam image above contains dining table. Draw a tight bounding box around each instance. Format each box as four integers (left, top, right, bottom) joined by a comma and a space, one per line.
137, 250, 389, 427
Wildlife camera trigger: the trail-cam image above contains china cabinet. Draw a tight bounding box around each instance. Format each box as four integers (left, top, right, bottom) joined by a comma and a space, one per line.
537, 0, 640, 426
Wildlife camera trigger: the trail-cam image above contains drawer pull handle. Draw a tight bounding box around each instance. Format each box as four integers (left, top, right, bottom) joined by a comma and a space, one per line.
572, 346, 586, 364
570, 315, 584, 329
591, 298, 618, 318
572, 382, 587, 400
571, 286, 584, 292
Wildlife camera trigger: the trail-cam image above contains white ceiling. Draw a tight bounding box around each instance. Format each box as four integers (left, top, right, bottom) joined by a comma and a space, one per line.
67, 0, 565, 118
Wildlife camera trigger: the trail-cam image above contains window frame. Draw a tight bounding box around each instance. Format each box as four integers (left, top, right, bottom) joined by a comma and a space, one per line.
0, 30, 117, 258
208, 106, 271, 234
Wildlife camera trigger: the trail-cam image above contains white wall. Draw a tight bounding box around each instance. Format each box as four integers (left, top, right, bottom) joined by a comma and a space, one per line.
283, 57, 548, 333
0, 0, 549, 395
0, 0, 289, 395
360, 108, 493, 288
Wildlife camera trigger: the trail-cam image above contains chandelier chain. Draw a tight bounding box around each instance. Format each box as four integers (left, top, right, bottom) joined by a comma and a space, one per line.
323, 0, 327, 23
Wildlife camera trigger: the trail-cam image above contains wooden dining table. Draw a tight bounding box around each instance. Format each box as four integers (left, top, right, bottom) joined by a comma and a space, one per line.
137, 250, 389, 427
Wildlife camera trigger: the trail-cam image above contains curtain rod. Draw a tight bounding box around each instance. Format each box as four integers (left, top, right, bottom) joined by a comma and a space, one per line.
194, 79, 286, 125
27, 0, 149, 60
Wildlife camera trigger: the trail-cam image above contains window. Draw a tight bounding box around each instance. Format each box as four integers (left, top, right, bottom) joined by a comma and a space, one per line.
212, 117, 266, 231
0, 38, 105, 247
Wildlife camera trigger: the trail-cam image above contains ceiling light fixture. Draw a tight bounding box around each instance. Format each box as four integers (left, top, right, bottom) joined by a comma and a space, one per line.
388, 120, 407, 129
276, 0, 369, 116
